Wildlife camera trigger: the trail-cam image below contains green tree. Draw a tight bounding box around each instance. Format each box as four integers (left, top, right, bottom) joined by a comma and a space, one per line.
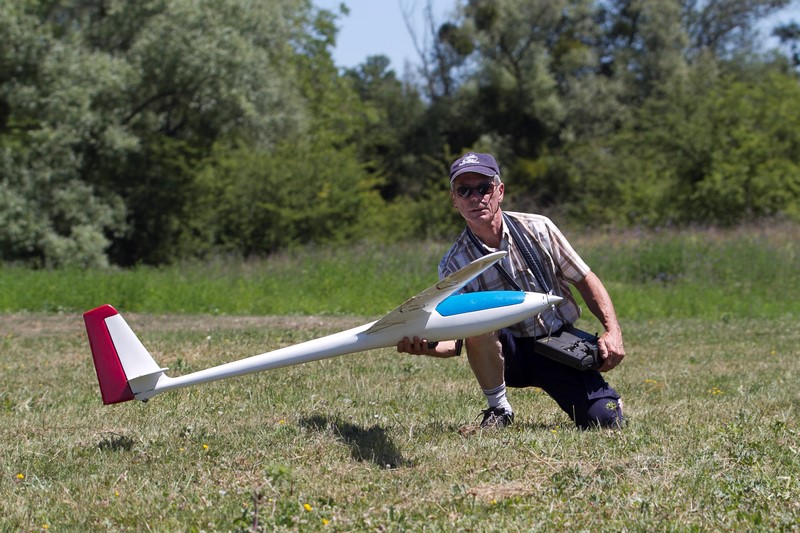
0, 2, 129, 266
0, 0, 318, 265
191, 136, 381, 256
188, 5, 391, 255
559, 61, 800, 227
447, 0, 799, 225
343, 55, 427, 200
683, 0, 792, 57
666, 70, 800, 224
773, 21, 800, 67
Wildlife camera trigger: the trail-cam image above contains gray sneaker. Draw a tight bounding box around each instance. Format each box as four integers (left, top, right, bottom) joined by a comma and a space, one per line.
479, 407, 514, 429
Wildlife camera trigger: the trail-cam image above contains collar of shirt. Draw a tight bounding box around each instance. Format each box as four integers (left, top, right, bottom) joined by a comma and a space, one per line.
479, 219, 534, 286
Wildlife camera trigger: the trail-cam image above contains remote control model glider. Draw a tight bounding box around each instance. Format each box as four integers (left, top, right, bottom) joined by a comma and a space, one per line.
84, 251, 562, 405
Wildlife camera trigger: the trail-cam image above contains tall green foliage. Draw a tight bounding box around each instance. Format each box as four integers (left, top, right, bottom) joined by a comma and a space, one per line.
0, 0, 318, 265
186, 4, 391, 256
550, 62, 800, 226
191, 136, 382, 256
657, 68, 800, 224
1, 0, 799, 266
0, 1, 130, 266
429, 0, 799, 228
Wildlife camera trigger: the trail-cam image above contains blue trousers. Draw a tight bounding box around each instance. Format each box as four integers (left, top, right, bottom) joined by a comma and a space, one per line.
499, 329, 624, 429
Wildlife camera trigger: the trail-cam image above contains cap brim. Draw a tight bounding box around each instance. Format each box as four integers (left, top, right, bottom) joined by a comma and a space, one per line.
450, 165, 497, 182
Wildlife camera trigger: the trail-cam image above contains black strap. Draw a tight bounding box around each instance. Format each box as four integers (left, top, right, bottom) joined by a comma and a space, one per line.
465, 213, 553, 294
503, 213, 553, 293
465, 227, 522, 291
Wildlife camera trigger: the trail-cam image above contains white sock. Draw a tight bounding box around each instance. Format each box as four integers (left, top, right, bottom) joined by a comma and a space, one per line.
483, 383, 512, 414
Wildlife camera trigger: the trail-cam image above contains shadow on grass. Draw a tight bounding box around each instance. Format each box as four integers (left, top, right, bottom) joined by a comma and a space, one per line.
97, 432, 135, 451
300, 415, 410, 469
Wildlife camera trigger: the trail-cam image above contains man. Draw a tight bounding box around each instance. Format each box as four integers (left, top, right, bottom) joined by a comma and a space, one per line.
397, 152, 625, 430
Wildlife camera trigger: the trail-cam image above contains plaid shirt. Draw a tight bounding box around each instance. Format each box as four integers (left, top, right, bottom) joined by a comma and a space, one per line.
438, 211, 590, 338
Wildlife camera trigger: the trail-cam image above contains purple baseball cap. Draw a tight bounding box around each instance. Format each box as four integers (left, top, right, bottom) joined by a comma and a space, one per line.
449, 152, 500, 183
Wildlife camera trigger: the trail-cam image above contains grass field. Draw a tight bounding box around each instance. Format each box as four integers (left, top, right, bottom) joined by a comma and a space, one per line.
2, 225, 799, 530
1, 223, 797, 320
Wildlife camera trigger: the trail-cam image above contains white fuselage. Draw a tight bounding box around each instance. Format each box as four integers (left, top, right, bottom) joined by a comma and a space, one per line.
137, 292, 559, 400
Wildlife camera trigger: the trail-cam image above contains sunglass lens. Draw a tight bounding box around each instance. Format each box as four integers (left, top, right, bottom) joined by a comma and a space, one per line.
456, 182, 494, 198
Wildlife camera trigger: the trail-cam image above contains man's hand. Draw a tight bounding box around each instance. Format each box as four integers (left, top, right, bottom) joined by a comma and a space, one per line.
396, 337, 457, 358
574, 272, 625, 372
597, 328, 625, 372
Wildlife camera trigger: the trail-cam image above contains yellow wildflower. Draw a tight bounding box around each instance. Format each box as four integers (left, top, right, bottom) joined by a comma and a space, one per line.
304, 503, 312, 512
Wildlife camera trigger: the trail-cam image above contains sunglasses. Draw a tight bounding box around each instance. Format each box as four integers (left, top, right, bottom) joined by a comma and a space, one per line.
455, 182, 497, 199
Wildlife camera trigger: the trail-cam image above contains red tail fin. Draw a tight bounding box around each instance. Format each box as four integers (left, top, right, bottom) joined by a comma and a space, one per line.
83, 305, 135, 404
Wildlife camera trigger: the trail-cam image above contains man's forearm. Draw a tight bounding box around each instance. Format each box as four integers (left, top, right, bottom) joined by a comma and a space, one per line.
574, 271, 625, 371
574, 272, 621, 333
396, 337, 459, 357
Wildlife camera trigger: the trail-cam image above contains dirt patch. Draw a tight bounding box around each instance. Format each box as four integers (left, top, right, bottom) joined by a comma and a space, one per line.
1, 312, 368, 339
467, 481, 539, 502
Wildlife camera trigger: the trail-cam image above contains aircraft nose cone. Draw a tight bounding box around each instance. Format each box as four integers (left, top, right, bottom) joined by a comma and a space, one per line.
546, 294, 564, 306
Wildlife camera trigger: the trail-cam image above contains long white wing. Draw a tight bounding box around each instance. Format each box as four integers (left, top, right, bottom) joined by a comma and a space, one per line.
364, 251, 507, 334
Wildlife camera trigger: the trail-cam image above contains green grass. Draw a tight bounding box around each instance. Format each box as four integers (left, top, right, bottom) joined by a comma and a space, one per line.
2, 225, 799, 530
571, 223, 799, 321
2, 314, 799, 530
0, 242, 446, 316
0, 224, 797, 320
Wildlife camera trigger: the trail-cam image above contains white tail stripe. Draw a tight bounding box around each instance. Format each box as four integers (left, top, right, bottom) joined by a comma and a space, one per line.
104, 314, 166, 380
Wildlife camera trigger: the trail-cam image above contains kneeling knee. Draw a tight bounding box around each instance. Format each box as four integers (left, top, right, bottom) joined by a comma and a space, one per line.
578, 398, 624, 430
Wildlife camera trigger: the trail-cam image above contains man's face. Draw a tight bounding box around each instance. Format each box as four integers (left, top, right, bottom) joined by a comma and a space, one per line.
451, 172, 504, 225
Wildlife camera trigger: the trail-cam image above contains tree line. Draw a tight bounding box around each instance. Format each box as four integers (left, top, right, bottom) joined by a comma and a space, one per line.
1, 0, 799, 267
